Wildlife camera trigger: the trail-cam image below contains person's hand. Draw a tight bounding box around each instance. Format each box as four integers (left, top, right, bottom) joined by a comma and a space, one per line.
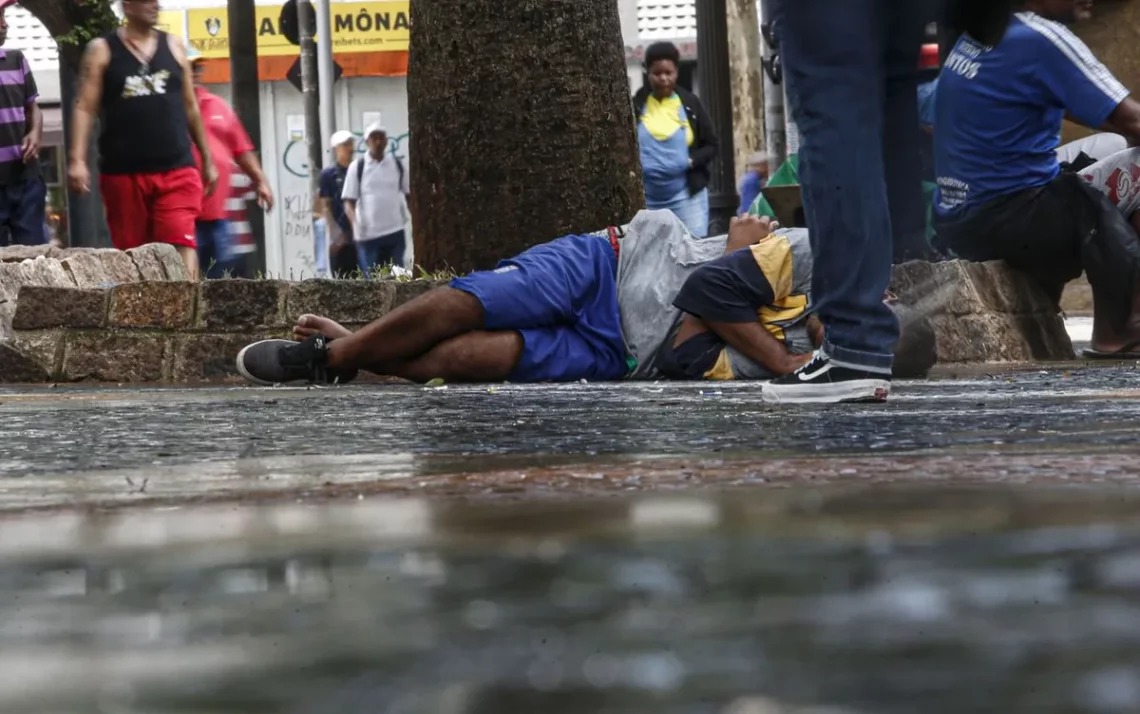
21, 133, 39, 163
68, 160, 91, 195
256, 180, 275, 212
331, 231, 350, 252
202, 161, 219, 196
725, 214, 779, 252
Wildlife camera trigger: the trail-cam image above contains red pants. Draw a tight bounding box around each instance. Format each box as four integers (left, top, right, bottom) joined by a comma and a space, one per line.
100, 166, 202, 251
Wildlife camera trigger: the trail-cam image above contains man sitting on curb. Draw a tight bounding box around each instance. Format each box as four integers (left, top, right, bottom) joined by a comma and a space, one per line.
236, 211, 935, 401
934, 0, 1140, 359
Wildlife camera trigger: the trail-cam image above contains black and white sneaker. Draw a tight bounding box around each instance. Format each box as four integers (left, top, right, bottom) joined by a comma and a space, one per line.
762, 351, 891, 405
235, 335, 358, 386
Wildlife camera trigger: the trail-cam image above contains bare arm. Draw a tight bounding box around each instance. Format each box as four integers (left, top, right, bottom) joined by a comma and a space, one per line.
321, 198, 344, 240
22, 102, 42, 162
344, 199, 358, 234
69, 39, 109, 171
1101, 98, 1140, 146
706, 319, 809, 376
168, 34, 215, 190
235, 151, 274, 211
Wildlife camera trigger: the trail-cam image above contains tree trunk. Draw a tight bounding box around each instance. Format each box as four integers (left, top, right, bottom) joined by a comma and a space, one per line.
407, 0, 645, 274
727, 0, 765, 176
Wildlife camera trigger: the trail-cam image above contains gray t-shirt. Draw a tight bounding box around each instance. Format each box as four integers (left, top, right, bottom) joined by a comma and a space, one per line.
613, 210, 814, 380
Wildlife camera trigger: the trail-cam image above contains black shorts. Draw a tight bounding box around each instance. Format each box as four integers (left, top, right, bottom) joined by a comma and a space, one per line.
936, 171, 1140, 327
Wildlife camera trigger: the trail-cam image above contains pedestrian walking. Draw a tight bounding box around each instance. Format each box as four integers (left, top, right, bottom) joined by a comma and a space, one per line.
0, 5, 45, 247
341, 123, 409, 277
761, 0, 930, 405
633, 41, 718, 238
67, 0, 217, 280
187, 49, 273, 279
319, 130, 360, 277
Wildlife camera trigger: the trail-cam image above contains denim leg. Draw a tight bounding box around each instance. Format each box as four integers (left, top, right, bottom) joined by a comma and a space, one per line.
777, 0, 900, 372
884, 0, 935, 263
356, 238, 381, 278
9, 178, 46, 245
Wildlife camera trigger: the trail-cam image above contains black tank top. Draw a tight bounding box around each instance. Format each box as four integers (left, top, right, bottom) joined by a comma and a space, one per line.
98, 30, 194, 175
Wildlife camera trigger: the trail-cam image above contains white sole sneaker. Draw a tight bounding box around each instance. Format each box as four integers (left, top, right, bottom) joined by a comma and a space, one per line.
235, 340, 295, 386
761, 379, 891, 405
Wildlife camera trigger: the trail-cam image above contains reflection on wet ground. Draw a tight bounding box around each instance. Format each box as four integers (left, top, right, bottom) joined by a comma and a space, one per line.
3, 488, 1140, 714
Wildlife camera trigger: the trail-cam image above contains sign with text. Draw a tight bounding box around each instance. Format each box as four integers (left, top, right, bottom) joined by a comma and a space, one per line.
187, 2, 410, 59
123, 11, 186, 38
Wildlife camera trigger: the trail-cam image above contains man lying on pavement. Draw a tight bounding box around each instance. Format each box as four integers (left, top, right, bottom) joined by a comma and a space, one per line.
235, 211, 935, 394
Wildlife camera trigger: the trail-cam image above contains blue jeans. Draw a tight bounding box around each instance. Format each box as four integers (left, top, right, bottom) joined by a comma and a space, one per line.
775, 0, 924, 372
647, 187, 710, 239
0, 176, 46, 246
356, 229, 406, 278
196, 219, 236, 279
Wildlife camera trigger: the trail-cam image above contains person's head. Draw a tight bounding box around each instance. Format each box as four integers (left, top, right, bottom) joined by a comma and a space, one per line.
748, 151, 771, 178
364, 122, 388, 158
645, 42, 681, 99
121, 0, 160, 29
951, 0, 1016, 46
1022, 0, 1093, 24
188, 48, 206, 87
330, 130, 356, 166
0, 8, 9, 48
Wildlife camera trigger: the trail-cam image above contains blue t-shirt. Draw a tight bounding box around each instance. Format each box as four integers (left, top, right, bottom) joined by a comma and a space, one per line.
319, 164, 351, 233
934, 12, 1129, 218
738, 171, 764, 216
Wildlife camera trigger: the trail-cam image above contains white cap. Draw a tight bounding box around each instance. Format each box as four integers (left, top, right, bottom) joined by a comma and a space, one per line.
329, 130, 355, 148
364, 122, 387, 138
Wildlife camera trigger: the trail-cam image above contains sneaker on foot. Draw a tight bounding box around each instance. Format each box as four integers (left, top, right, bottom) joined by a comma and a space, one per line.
762, 351, 890, 405
235, 335, 358, 386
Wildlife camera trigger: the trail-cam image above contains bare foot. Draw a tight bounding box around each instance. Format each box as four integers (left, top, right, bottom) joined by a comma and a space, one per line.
293, 314, 354, 341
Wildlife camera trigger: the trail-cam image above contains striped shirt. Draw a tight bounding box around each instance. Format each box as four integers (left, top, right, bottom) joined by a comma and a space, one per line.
0, 48, 37, 184
228, 166, 256, 255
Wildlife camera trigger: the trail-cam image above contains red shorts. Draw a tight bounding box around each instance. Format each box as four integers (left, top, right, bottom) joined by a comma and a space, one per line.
100, 166, 203, 251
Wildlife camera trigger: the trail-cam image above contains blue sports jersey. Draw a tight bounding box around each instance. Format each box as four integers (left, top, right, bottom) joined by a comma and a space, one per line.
934, 11, 1129, 218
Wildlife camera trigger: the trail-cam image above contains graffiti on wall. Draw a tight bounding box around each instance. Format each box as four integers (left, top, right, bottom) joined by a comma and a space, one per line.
282, 131, 409, 178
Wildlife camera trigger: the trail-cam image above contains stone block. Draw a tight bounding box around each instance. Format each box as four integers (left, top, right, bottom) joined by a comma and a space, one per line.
12, 286, 108, 329
22, 257, 76, 288
0, 245, 53, 263
96, 249, 142, 284
930, 314, 1032, 363
61, 252, 111, 288
108, 282, 197, 328
151, 243, 189, 281
0, 260, 33, 298
11, 329, 64, 376
61, 333, 169, 382
1061, 275, 1093, 315
891, 260, 1059, 317
170, 333, 253, 382
392, 279, 444, 309
0, 343, 50, 383
126, 245, 167, 282
286, 280, 395, 323
196, 279, 290, 331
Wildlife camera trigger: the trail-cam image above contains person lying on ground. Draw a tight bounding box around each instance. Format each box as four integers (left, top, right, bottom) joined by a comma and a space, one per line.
934, 0, 1140, 359
235, 211, 936, 389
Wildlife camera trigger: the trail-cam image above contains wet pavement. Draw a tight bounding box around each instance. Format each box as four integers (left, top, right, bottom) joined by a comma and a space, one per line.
2, 328, 1140, 712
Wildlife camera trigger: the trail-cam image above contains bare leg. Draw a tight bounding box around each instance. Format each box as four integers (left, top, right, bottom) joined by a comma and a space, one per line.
387, 331, 523, 383
294, 314, 352, 340
177, 246, 199, 281
325, 287, 485, 370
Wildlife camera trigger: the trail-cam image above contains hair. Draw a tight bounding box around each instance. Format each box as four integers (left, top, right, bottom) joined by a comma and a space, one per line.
889, 303, 938, 379
947, 0, 1016, 47
644, 42, 681, 70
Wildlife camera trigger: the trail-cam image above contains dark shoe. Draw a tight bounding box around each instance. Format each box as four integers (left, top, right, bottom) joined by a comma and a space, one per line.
235, 335, 358, 386
762, 351, 891, 405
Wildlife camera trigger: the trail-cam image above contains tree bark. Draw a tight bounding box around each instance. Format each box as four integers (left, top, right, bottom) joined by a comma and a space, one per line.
727, 0, 765, 177
407, 0, 645, 273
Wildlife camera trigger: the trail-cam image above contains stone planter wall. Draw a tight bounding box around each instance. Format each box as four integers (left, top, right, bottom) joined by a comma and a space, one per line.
890, 260, 1075, 363
0, 278, 445, 383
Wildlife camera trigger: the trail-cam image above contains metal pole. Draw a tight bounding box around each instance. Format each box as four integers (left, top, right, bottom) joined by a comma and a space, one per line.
314, 0, 336, 167
759, 0, 785, 172
297, 0, 323, 199
228, 0, 266, 274
695, 0, 739, 236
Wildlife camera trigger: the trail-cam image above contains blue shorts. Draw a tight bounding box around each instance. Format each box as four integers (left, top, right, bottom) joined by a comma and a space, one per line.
449, 234, 627, 382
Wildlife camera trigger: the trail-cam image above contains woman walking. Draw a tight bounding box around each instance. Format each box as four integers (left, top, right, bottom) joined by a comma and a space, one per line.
633, 42, 718, 238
